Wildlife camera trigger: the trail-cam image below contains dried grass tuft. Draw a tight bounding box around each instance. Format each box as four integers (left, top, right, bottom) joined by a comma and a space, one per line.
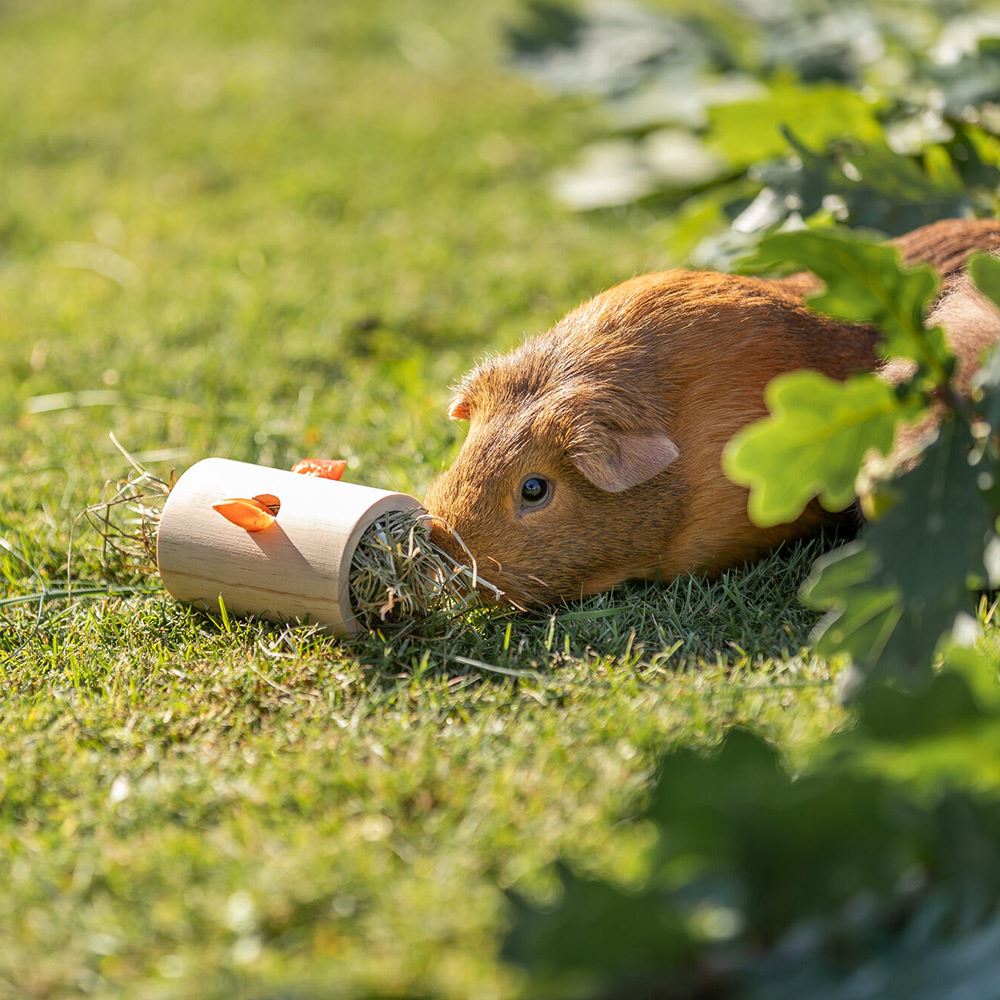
78, 434, 173, 583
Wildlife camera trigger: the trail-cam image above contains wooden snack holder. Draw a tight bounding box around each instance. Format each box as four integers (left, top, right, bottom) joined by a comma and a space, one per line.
156, 457, 422, 633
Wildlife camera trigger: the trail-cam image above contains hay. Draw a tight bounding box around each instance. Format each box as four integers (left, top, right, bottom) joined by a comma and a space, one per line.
84, 441, 501, 627
78, 434, 173, 582
348, 508, 503, 625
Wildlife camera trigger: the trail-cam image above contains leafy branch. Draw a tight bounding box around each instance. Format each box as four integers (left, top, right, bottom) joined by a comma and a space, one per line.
725, 230, 1000, 685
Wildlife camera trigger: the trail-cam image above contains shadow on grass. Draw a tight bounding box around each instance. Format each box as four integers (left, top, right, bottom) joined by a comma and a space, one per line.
2, 532, 842, 695
335, 534, 839, 681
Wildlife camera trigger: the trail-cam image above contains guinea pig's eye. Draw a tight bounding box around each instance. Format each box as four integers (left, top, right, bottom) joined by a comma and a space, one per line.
519, 476, 552, 511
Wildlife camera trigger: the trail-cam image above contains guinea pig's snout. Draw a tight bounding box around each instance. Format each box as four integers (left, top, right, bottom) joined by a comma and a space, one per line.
426, 515, 463, 562
422, 500, 506, 591
422, 475, 468, 556
423, 474, 517, 602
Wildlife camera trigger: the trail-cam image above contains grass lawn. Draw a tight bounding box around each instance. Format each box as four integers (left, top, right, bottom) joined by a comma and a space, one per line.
2, 1, 994, 997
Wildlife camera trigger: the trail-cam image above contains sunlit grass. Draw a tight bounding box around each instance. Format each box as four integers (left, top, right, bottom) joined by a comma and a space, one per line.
0, 1, 995, 997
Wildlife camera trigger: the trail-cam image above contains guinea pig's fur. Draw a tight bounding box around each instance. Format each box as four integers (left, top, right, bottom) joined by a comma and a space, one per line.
424, 219, 1000, 606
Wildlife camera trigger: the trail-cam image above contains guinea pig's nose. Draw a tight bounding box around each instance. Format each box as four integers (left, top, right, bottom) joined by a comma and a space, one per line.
426, 515, 465, 564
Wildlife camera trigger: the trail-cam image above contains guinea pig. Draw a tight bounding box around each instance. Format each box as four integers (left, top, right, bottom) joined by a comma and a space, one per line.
423, 219, 1000, 607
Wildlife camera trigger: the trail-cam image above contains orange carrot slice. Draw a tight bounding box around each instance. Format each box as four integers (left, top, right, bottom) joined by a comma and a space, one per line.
252, 493, 281, 516
290, 458, 347, 480
213, 497, 276, 532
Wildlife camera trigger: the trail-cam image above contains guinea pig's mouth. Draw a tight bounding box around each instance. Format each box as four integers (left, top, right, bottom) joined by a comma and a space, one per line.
424, 515, 519, 609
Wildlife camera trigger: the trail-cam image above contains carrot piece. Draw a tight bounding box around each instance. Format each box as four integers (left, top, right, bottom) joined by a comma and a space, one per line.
213, 497, 276, 532
252, 493, 281, 516
290, 458, 347, 480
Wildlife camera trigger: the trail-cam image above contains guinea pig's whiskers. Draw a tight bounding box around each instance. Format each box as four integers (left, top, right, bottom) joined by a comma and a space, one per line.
431, 517, 480, 591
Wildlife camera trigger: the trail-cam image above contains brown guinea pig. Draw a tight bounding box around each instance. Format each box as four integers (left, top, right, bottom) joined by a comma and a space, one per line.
423, 219, 1000, 607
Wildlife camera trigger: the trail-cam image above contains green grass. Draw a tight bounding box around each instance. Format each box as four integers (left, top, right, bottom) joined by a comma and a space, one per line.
0, 1, 995, 997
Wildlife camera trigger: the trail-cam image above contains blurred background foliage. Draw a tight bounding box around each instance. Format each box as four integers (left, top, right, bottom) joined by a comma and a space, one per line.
506, 0, 1000, 267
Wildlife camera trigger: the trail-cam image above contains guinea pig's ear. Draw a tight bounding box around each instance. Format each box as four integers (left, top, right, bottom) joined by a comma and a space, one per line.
448, 395, 471, 421
571, 431, 679, 493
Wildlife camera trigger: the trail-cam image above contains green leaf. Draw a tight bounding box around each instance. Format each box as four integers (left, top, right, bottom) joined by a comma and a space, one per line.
801, 541, 902, 662
971, 344, 1000, 442
803, 421, 997, 682
843, 661, 1000, 791
642, 730, 911, 934
502, 863, 691, 986
853, 669, 990, 743
723, 372, 915, 527
505, 691, 1000, 998
764, 131, 975, 235
504, 0, 582, 58
745, 228, 952, 374
707, 83, 883, 169
748, 913, 1000, 1000
969, 250, 1000, 310
939, 645, 1000, 712
551, 132, 726, 211
756, 7, 883, 84
505, 0, 709, 97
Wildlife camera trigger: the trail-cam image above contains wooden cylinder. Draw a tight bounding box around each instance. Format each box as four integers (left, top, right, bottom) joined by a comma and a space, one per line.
156, 458, 423, 633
